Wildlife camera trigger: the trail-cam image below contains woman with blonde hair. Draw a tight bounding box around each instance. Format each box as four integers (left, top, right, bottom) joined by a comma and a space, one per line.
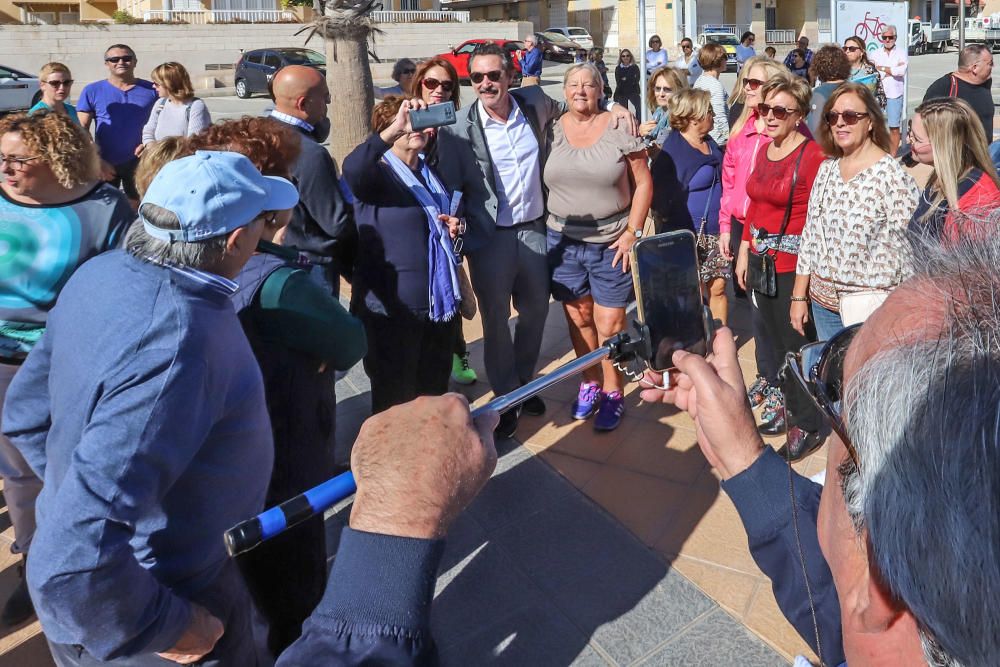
28, 62, 79, 124
545, 63, 652, 431
908, 97, 1000, 237
792, 82, 918, 342
639, 66, 688, 148
0, 112, 132, 625
139, 61, 211, 153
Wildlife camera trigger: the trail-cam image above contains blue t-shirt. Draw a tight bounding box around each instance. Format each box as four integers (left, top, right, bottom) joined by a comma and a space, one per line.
77, 79, 157, 166
28, 100, 80, 125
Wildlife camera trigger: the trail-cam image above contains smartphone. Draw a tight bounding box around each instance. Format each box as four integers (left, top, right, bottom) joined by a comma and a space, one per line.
630, 231, 711, 373
409, 101, 457, 132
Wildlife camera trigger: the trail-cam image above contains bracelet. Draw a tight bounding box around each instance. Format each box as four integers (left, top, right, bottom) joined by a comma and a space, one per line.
790, 295, 809, 302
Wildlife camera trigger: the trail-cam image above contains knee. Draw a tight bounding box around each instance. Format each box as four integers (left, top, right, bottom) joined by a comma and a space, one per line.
708, 278, 727, 298
594, 306, 627, 338
564, 300, 594, 329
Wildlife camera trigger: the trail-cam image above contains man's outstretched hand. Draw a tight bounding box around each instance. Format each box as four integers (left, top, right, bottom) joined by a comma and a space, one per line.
639, 327, 765, 480
349, 394, 499, 540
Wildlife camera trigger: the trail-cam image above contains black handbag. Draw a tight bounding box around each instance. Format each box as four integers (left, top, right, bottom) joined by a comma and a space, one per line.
747, 143, 808, 298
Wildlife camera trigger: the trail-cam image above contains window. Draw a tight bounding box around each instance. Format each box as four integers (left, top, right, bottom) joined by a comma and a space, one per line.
246, 52, 264, 65
281, 49, 325, 66
263, 53, 282, 69
400, 0, 419, 9
456, 43, 477, 54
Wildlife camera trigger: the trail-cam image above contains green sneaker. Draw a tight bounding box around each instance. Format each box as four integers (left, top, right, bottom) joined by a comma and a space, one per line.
451, 353, 477, 385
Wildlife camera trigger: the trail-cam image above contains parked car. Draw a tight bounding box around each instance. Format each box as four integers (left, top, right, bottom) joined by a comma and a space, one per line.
696, 31, 739, 71
535, 31, 588, 62
0, 65, 40, 113
545, 26, 595, 50
436, 39, 524, 86
234, 48, 326, 99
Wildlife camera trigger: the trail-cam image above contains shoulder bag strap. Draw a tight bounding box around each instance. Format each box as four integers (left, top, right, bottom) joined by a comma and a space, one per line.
949, 74, 958, 97
698, 169, 719, 236
769, 141, 809, 254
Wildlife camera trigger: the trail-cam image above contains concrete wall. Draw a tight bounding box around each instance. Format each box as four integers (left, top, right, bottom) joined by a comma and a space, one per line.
0, 20, 529, 89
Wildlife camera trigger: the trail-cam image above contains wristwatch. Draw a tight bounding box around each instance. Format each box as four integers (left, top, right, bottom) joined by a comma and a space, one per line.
627, 226, 644, 238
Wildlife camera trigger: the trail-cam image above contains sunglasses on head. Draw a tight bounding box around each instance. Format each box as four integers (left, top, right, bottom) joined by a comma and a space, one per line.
422, 77, 455, 92
757, 103, 798, 120
843, 45, 861, 53
744, 77, 765, 90
105, 56, 134, 64
470, 70, 503, 84
825, 110, 870, 125
44, 79, 73, 87
784, 324, 862, 469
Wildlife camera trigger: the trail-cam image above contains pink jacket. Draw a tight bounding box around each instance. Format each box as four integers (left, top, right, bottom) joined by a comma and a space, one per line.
719, 112, 771, 234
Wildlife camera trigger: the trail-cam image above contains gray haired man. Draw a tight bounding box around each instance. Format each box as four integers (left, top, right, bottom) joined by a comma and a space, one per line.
641, 223, 1000, 666
3, 151, 298, 664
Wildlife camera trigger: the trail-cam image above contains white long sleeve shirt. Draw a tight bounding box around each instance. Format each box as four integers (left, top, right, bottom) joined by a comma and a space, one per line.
478, 99, 545, 226
870, 45, 908, 99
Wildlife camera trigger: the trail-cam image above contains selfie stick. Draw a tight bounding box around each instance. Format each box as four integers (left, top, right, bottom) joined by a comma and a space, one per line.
224, 332, 644, 557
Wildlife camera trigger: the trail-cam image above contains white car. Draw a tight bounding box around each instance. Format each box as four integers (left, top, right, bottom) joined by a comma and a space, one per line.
0, 65, 40, 113
545, 26, 595, 50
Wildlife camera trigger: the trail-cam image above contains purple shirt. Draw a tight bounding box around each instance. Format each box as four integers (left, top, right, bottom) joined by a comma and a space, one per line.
77, 79, 157, 166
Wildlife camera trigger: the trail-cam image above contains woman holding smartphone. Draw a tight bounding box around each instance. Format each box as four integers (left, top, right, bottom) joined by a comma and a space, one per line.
411, 58, 479, 386
734, 76, 825, 461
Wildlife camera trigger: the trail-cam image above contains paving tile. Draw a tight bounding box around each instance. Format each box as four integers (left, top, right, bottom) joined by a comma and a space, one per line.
465, 445, 580, 533
0, 633, 54, 667
670, 554, 763, 619
743, 584, 818, 663
579, 467, 693, 546
605, 419, 708, 484
639, 608, 788, 666
537, 450, 604, 490
519, 406, 630, 463
491, 495, 714, 665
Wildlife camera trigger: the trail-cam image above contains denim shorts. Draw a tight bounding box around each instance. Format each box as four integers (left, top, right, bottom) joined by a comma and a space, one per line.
547, 228, 634, 308
885, 96, 903, 128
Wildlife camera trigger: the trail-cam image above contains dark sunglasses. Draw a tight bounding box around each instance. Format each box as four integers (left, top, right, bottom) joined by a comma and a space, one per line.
843, 45, 861, 53
105, 56, 134, 64
825, 110, 870, 125
784, 324, 862, 469
401, 68, 416, 75
470, 70, 503, 84
744, 77, 765, 90
44, 79, 73, 87
422, 77, 455, 92
757, 103, 799, 120
881, 34, 896, 41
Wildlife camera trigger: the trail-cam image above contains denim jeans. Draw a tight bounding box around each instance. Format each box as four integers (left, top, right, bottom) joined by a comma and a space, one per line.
811, 303, 844, 343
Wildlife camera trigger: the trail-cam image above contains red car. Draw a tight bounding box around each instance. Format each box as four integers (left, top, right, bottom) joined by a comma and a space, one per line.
436, 38, 525, 86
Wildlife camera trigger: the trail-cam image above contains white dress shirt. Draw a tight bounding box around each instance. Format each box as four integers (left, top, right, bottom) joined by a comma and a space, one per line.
478, 99, 545, 227
870, 45, 908, 99
645, 48, 670, 73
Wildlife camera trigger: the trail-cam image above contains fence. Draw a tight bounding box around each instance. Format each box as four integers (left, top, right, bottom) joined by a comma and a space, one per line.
765, 29, 797, 43
700, 24, 739, 35
371, 10, 470, 23
142, 9, 297, 23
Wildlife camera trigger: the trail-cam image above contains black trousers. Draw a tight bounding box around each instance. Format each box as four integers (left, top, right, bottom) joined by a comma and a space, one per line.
452, 317, 467, 357
753, 271, 821, 433
359, 308, 454, 414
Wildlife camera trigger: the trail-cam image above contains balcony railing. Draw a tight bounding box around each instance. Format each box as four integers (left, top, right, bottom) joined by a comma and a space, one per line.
765, 29, 797, 43
142, 9, 297, 23
371, 10, 470, 23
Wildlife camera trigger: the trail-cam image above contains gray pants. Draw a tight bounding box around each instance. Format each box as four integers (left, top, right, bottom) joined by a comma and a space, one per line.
466, 221, 550, 396
0, 362, 41, 555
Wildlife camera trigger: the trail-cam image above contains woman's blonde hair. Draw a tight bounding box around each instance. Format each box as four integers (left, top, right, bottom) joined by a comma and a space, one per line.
135, 136, 192, 198
817, 82, 890, 157
563, 62, 604, 89
39, 62, 71, 81
668, 88, 712, 132
151, 62, 194, 101
730, 60, 789, 135
646, 66, 688, 113
760, 75, 812, 117
917, 97, 1000, 211
0, 112, 99, 188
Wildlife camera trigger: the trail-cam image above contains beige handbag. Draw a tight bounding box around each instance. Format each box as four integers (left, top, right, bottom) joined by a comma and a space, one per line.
838, 290, 889, 326
457, 263, 477, 320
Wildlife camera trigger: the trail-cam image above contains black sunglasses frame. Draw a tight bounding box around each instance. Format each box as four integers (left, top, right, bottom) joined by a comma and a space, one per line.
757, 103, 799, 120
470, 70, 503, 84
105, 56, 134, 64
825, 110, 870, 126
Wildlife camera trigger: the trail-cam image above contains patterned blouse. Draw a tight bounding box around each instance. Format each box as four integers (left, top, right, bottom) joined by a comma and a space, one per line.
797, 156, 919, 311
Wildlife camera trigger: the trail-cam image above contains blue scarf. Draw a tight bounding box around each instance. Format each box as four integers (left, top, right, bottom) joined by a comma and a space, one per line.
382, 149, 461, 322
649, 107, 671, 144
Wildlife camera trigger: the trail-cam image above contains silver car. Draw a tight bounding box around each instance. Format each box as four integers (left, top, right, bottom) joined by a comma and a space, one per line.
0, 65, 40, 113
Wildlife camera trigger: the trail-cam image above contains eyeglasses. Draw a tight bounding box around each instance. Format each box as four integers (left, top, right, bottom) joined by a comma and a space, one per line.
682, 44, 693, 50
43, 79, 73, 87
907, 129, 929, 145
757, 103, 799, 120
422, 77, 455, 93
825, 110, 870, 125
470, 70, 503, 84
654, 85, 672, 93
401, 68, 416, 76
744, 78, 765, 90
105, 55, 134, 64
881, 34, 896, 42
784, 324, 862, 469
622, 54, 633, 59
843, 45, 861, 53
0, 154, 41, 171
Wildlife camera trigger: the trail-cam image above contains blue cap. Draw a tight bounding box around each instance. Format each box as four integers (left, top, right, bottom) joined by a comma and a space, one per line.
139, 150, 299, 243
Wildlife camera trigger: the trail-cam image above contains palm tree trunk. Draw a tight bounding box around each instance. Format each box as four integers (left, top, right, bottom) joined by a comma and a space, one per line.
325, 33, 374, 164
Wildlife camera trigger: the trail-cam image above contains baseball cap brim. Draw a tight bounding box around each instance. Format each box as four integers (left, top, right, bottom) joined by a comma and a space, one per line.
261, 175, 300, 213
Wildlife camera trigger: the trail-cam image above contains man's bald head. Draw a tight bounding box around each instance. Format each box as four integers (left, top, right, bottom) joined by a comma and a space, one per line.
271, 65, 329, 126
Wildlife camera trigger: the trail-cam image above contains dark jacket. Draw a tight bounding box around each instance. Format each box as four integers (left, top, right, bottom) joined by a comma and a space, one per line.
721, 448, 846, 667
275, 119, 357, 280
614, 63, 641, 96
651, 130, 723, 234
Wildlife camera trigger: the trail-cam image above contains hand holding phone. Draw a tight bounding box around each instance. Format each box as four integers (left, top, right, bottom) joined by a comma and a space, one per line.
409, 101, 457, 132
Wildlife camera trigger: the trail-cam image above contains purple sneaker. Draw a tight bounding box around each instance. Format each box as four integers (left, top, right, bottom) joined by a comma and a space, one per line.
572, 382, 602, 420
594, 391, 625, 431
